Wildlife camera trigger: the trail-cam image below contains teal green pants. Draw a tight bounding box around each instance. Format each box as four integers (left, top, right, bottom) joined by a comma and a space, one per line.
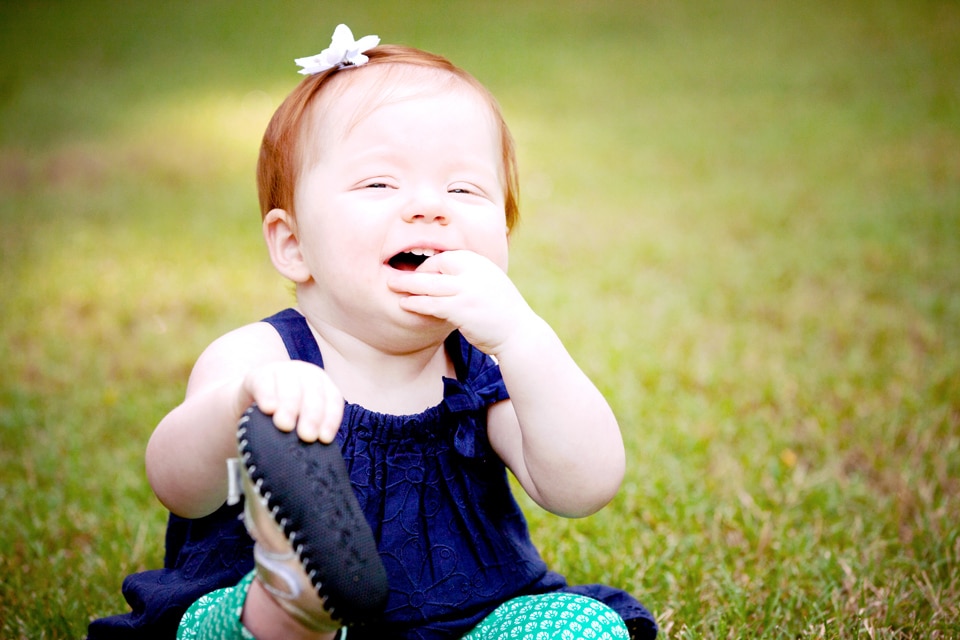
178, 571, 630, 639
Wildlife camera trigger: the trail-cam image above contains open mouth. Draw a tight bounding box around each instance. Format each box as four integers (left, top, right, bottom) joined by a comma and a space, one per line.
387, 248, 440, 271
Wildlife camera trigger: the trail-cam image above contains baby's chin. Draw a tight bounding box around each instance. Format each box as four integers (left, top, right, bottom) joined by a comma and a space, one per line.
375, 322, 456, 355
368, 307, 454, 353
400, 309, 455, 337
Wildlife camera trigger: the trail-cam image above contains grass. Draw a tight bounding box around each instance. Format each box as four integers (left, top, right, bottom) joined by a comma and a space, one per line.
1, 0, 958, 637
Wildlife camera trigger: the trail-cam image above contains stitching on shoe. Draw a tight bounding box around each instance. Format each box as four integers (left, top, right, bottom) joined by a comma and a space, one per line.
236, 405, 388, 625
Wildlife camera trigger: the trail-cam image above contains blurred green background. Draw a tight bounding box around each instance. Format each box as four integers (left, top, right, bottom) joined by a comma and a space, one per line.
1, 1, 958, 637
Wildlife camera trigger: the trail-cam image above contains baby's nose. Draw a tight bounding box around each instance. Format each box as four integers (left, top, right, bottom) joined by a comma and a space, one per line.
401, 188, 450, 224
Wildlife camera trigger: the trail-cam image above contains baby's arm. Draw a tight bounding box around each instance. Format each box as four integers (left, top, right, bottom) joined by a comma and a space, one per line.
145, 321, 343, 519
486, 321, 625, 518
388, 250, 625, 517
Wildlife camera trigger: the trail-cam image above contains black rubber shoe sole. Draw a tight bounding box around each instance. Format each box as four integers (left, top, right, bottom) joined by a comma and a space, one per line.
237, 405, 389, 626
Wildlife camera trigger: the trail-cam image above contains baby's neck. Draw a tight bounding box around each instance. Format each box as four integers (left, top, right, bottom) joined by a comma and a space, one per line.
304, 315, 455, 415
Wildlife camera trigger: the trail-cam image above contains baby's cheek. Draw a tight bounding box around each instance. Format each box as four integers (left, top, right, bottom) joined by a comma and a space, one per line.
489, 240, 510, 273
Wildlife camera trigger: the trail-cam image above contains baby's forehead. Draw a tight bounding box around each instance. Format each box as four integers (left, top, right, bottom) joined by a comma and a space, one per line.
303, 63, 495, 149
328, 62, 466, 103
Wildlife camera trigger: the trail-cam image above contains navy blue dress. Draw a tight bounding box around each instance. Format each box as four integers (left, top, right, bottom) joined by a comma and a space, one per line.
89, 309, 657, 639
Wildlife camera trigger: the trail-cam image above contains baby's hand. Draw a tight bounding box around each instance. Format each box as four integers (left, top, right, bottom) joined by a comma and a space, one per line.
387, 250, 537, 356
241, 360, 344, 443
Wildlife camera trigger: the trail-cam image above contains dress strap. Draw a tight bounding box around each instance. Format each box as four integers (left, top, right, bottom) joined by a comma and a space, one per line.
262, 308, 325, 367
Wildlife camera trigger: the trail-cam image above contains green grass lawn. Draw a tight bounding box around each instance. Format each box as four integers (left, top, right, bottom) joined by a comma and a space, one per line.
1, 1, 958, 637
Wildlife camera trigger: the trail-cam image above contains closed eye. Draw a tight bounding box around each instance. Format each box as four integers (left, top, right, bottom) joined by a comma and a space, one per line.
449, 183, 489, 197
355, 176, 396, 190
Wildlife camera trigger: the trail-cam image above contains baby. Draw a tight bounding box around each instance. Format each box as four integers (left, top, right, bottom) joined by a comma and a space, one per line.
88, 25, 657, 640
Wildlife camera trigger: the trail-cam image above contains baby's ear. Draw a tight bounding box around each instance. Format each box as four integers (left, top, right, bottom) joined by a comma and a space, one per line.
263, 208, 310, 283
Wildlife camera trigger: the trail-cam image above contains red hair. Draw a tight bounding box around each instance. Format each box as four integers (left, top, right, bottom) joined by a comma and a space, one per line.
256, 44, 520, 230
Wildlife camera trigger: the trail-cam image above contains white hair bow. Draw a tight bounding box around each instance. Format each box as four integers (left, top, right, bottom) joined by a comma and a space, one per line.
294, 24, 380, 75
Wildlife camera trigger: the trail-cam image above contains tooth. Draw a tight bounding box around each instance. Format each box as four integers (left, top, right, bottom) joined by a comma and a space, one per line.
409, 248, 436, 257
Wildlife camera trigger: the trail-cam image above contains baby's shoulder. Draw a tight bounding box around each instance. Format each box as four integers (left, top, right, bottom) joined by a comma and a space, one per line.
208, 320, 286, 354
189, 321, 290, 380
